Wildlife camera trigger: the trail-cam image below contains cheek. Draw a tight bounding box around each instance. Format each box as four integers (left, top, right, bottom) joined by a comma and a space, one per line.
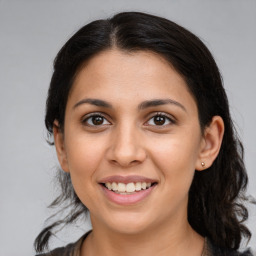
148, 131, 201, 181
65, 134, 105, 179
64, 135, 107, 208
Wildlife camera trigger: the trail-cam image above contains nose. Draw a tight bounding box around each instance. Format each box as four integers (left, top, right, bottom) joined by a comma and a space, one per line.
106, 125, 147, 167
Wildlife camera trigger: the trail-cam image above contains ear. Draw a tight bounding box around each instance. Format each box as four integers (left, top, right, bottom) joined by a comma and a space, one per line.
53, 120, 69, 173
196, 116, 224, 171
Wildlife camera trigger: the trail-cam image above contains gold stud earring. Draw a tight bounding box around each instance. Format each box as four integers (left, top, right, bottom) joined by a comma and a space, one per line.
201, 162, 205, 167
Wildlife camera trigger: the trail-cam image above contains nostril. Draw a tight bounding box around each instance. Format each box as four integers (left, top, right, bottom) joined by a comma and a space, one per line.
106, 139, 147, 167
109, 159, 140, 167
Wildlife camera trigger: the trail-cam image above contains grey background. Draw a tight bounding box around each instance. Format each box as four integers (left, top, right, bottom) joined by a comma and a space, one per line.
0, 0, 255, 255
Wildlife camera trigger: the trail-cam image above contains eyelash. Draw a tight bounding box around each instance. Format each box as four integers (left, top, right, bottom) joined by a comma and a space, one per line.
81, 112, 176, 128
146, 112, 176, 126
81, 112, 111, 127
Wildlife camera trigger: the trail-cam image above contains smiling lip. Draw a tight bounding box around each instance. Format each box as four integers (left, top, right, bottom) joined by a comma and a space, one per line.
99, 175, 156, 184
99, 175, 157, 205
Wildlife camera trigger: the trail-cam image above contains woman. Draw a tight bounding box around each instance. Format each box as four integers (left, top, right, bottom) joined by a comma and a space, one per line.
35, 12, 252, 255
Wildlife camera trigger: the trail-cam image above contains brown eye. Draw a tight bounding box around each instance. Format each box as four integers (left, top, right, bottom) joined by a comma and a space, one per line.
83, 114, 111, 126
91, 116, 104, 125
153, 116, 166, 125
146, 113, 175, 127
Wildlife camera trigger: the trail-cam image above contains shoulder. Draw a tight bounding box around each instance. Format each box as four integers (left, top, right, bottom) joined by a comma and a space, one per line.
35, 231, 91, 256
35, 242, 76, 256
35, 248, 65, 256
205, 238, 253, 256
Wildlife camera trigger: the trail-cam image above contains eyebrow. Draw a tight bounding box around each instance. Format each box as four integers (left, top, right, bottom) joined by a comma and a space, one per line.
138, 99, 187, 112
73, 98, 186, 112
73, 98, 113, 109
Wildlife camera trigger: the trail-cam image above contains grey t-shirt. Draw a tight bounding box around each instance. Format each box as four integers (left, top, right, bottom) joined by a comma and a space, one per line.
36, 231, 252, 256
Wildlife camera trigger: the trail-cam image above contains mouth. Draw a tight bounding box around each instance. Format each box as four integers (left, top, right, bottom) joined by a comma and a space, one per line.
101, 181, 157, 194
99, 176, 158, 205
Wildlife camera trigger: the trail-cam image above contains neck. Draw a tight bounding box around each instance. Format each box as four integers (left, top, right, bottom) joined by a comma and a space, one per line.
81, 217, 204, 256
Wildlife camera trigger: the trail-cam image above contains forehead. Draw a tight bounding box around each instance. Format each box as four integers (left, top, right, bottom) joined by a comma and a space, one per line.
68, 49, 197, 113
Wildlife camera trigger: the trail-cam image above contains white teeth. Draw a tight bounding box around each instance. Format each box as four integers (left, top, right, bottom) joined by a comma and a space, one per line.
135, 182, 141, 191
126, 183, 135, 193
104, 182, 152, 193
112, 182, 118, 191
106, 182, 111, 190
117, 183, 126, 192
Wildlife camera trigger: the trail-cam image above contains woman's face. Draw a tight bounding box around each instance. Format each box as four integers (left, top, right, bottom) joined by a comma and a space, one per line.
56, 49, 206, 234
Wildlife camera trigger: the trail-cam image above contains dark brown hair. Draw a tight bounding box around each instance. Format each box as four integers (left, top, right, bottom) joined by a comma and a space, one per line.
35, 11, 251, 253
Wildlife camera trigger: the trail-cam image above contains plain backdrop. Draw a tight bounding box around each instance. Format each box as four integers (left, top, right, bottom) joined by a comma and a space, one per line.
0, 0, 255, 255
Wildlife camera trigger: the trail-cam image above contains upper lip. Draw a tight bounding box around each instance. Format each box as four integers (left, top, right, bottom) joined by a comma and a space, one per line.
99, 175, 158, 184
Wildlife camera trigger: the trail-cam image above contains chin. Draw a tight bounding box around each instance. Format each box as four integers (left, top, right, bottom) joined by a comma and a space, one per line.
103, 211, 157, 235
110, 223, 150, 235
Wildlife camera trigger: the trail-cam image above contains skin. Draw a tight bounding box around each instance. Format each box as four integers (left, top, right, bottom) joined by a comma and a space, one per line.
54, 49, 224, 256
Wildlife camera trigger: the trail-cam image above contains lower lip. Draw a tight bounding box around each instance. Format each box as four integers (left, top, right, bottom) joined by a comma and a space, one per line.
101, 185, 156, 205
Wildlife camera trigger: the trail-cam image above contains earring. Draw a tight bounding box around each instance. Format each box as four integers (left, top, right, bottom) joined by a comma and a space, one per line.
201, 162, 205, 167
